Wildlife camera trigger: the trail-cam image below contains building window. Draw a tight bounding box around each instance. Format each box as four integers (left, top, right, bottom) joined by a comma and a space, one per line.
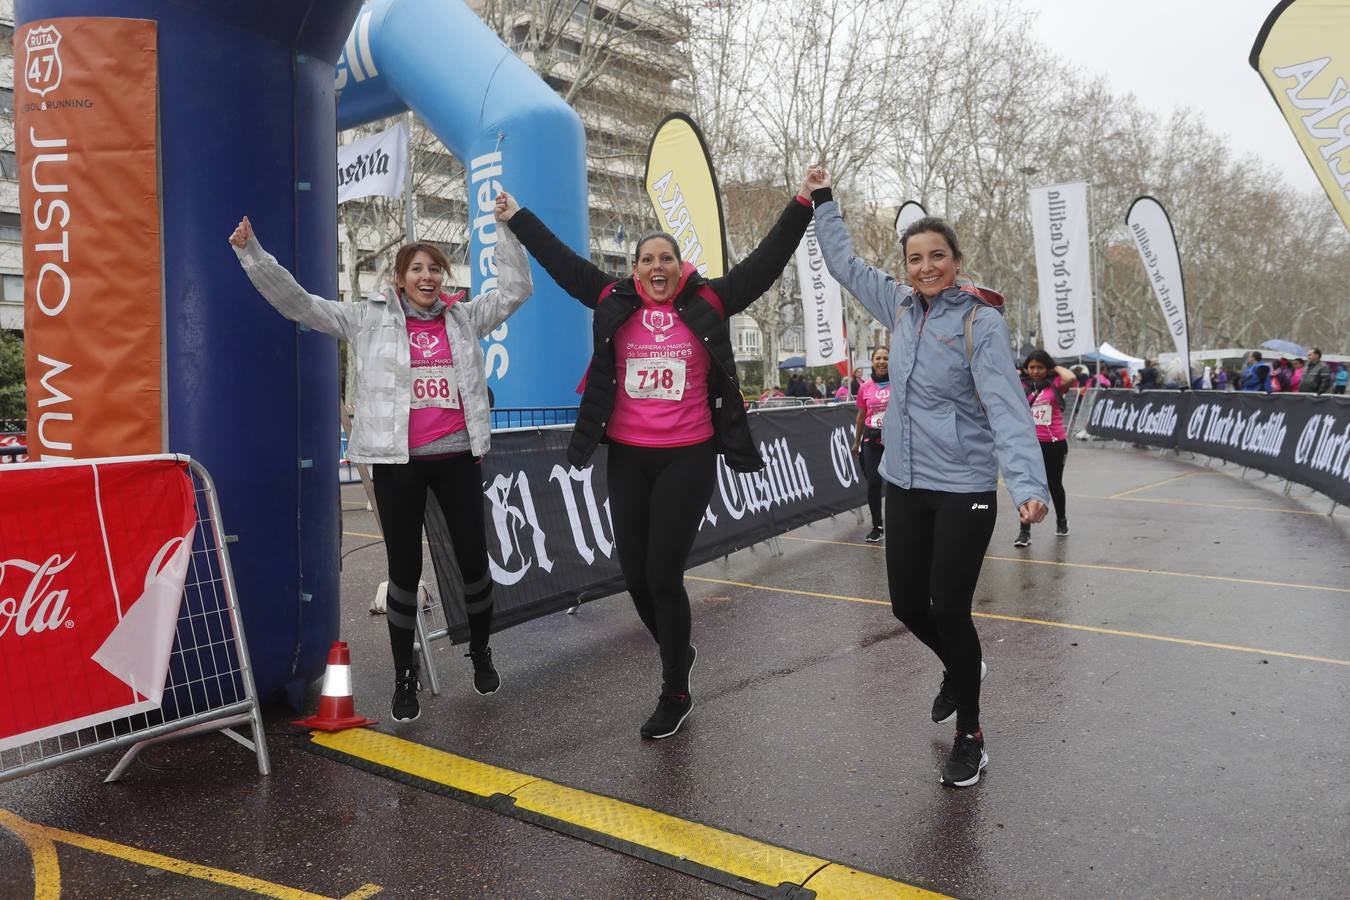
0, 88, 12, 116
0, 213, 19, 243
3, 275, 23, 302
0, 152, 16, 181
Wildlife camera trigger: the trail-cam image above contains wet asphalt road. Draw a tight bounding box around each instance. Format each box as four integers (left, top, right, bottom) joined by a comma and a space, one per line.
2, 444, 1346, 898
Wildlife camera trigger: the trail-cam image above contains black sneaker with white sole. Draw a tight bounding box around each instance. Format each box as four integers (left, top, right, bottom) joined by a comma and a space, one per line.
941, 729, 988, 787
640, 690, 692, 739
391, 666, 421, 722
466, 647, 500, 695
930, 660, 988, 724
865, 526, 884, 543
1013, 525, 1031, 548
1056, 519, 1069, 536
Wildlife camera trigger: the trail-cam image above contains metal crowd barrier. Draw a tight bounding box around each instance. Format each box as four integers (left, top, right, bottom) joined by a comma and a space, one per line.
0, 455, 270, 785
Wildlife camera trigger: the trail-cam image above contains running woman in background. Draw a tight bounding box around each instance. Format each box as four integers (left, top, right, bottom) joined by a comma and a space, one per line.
852, 346, 891, 543
229, 194, 529, 722
497, 169, 816, 739
808, 165, 1049, 788
1015, 350, 1076, 548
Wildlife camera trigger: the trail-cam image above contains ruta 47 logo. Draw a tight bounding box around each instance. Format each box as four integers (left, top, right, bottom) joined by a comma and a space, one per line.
24, 25, 63, 97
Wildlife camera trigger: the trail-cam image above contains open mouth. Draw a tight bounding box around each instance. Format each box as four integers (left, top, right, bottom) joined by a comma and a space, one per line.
650, 275, 669, 293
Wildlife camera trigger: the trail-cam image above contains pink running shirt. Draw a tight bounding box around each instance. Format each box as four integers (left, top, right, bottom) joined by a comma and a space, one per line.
405, 309, 467, 449
1028, 376, 1067, 443
857, 378, 891, 442
606, 279, 715, 448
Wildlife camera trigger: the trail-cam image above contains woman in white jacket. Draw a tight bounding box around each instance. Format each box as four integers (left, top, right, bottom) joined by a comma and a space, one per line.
228, 191, 529, 722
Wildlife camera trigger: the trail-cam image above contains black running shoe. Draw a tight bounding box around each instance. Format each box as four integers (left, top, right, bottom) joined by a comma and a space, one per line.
865, 526, 884, 543
1056, 519, 1069, 536
391, 666, 421, 722
930, 661, 988, 724
640, 690, 692, 739
1013, 525, 1031, 548
466, 647, 500, 695
941, 729, 988, 787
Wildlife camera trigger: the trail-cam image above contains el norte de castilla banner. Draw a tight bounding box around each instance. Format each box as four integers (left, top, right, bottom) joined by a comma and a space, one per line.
1029, 182, 1095, 357
1126, 196, 1191, 376
1251, 0, 1350, 229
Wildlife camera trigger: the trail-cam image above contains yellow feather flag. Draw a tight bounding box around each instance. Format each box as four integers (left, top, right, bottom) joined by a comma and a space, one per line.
1250, 0, 1350, 229
643, 113, 728, 277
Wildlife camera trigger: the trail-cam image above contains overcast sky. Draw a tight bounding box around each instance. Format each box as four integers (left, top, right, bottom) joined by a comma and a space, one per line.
992, 0, 1323, 196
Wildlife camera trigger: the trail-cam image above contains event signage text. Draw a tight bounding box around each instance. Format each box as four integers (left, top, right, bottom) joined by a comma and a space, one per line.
425, 405, 866, 640
0, 458, 196, 751
1126, 197, 1190, 377
1087, 389, 1350, 503
795, 220, 847, 368
1250, 0, 1350, 228
336, 118, 407, 203
18, 19, 163, 459
1029, 182, 1095, 356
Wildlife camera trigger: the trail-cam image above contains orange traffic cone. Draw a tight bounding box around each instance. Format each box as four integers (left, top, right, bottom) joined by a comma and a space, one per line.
292, 641, 379, 731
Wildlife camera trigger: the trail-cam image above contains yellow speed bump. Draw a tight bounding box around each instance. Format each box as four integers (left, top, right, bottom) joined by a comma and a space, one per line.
309, 729, 948, 898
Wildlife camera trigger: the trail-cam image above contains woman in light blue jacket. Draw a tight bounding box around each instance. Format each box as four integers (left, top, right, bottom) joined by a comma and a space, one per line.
805, 167, 1048, 788
228, 192, 529, 724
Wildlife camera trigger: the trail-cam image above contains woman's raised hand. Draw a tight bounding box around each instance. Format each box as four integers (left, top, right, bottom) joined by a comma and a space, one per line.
494, 190, 519, 223
801, 164, 831, 197
228, 216, 253, 249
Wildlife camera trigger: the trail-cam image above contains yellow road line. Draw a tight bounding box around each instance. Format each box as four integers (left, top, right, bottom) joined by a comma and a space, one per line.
684, 575, 1350, 668
776, 535, 1350, 595
0, 810, 61, 900
1108, 471, 1199, 499
311, 730, 946, 898
0, 809, 380, 900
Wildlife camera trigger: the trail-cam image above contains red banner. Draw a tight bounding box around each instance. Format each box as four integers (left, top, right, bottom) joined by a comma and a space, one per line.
0, 457, 194, 750
17, 18, 163, 459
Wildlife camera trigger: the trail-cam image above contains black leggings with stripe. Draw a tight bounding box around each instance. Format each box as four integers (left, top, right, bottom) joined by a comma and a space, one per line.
373, 454, 493, 671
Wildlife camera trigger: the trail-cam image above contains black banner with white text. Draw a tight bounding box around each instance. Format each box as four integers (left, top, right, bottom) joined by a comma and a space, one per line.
426, 405, 866, 642
1087, 389, 1350, 503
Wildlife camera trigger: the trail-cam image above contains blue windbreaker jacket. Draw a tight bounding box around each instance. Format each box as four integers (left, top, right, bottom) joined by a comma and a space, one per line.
813, 197, 1050, 509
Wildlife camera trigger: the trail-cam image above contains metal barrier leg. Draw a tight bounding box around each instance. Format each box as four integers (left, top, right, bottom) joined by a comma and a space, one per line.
104, 712, 260, 783
415, 592, 442, 698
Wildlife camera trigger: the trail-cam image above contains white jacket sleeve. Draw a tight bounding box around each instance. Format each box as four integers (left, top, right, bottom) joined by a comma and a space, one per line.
465, 225, 534, 339
233, 234, 360, 342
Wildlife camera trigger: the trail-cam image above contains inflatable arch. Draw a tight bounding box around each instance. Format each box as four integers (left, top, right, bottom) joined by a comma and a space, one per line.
15, 0, 591, 699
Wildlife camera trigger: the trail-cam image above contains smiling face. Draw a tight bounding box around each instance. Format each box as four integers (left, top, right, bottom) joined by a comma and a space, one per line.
871, 347, 889, 378
397, 250, 445, 310
633, 236, 681, 302
904, 230, 960, 299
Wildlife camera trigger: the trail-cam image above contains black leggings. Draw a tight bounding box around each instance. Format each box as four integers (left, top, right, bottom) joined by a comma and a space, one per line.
606, 439, 717, 694
885, 485, 997, 733
1039, 440, 1067, 522
860, 441, 884, 528
373, 454, 493, 671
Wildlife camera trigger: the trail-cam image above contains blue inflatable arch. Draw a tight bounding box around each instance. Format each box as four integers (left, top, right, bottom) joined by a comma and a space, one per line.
14, 0, 591, 700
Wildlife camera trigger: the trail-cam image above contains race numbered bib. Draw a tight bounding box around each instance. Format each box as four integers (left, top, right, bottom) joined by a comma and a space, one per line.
411, 364, 460, 410
625, 357, 687, 401
867, 410, 886, 429
1031, 403, 1053, 426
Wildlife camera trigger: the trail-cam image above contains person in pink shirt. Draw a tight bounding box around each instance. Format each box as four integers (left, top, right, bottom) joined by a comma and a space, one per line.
1015, 350, 1077, 547
500, 169, 818, 739
851, 347, 891, 543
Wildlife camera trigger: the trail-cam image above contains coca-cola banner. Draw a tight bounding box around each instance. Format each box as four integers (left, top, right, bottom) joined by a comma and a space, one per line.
0, 457, 195, 751
1087, 389, 1350, 504
427, 405, 866, 641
